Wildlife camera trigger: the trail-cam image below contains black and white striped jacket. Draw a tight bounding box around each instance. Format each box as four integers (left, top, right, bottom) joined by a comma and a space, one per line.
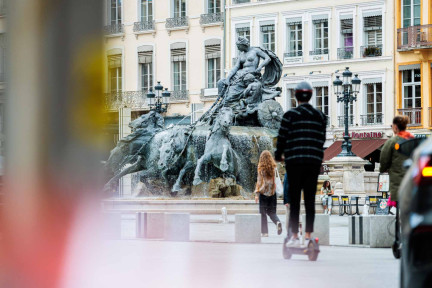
275, 103, 327, 165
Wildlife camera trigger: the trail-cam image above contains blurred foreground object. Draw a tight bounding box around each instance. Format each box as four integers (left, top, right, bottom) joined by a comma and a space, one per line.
1, 0, 105, 287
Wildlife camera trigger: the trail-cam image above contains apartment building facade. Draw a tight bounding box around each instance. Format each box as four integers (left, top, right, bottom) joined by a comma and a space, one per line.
226, 0, 395, 163
395, 0, 432, 135
104, 0, 224, 141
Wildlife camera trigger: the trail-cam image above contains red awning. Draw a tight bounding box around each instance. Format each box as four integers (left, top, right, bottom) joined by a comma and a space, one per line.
324, 139, 388, 161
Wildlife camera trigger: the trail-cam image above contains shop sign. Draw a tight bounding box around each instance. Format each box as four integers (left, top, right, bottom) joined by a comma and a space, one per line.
309, 54, 329, 62
343, 131, 384, 139
283, 56, 303, 65
414, 134, 430, 139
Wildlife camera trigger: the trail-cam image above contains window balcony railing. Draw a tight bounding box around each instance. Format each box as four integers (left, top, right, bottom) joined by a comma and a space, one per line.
309, 48, 329, 55
284, 51, 303, 57
200, 12, 224, 25
104, 91, 147, 111
360, 114, 383, 125
133, 20, 155, 32
170, 90, 189, 102
165, 16, 189, 29
398, 108, 422, 126
337, 47, 353, 60
397, 24, 432, 51
104, 23, 124, 35
338, 115, 354, 127
232, 0, 250, 4
360, 45, 382, 57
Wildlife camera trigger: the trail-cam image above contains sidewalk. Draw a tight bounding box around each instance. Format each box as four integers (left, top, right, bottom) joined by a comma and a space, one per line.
121, 213, 353, 246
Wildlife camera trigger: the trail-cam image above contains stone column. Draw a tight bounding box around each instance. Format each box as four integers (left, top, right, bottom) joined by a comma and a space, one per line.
118, 108, 132, 197
325, 156, 369, 195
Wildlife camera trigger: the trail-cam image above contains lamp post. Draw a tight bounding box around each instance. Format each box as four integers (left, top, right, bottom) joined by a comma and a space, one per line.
146, 81, 171, 113
333, 67, 361, 157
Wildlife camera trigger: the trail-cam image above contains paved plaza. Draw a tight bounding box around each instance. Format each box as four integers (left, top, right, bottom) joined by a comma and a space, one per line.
92, 212, 403, 288
65, 240, 399, 288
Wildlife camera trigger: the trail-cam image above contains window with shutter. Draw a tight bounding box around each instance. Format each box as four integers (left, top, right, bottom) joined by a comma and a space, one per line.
171, 46, 186, 91
260, 24, 275, 51
205, 43, 221, 88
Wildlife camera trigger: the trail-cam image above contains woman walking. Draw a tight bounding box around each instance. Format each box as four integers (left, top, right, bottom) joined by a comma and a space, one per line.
254, 150, 282, 237
320, 180, 334, 215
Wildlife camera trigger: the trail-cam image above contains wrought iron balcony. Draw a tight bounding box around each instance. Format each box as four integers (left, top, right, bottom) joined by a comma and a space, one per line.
360, 114, 383, 125
284, 51, 303, 57
104, 91, 147, 111
170, 90, 189, 102
398, 108, 422, 126
360, 45, 382, 57
200, 12, 223, 25
133, 20, 155, 32
397, 24, 432, 51
232, 0, 250, 4
104, 23, 124, 35
338, 115, 354, 127
337, 47, 353, 60
309, 48, 329, 55
165, 16, 189, 29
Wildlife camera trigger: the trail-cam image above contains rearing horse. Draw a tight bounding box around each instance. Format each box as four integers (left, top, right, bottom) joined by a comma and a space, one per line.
193, 107, 239, 185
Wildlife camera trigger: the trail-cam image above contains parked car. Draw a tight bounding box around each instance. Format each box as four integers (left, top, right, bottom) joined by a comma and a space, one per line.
398, 137, 432, 287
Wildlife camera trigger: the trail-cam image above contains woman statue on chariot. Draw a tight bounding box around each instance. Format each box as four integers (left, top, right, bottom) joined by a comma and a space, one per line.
217, 36, 283, 109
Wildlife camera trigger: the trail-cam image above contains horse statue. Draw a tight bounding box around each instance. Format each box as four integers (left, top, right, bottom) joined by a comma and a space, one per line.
105, 111, 164, 175
193, 107, 239, 186
157, 126, 196, 194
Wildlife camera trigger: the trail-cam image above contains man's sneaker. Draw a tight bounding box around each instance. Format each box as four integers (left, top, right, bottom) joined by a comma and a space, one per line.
286, 236, 300, 247
277, 222, 282, 235
261, 233, 268, 237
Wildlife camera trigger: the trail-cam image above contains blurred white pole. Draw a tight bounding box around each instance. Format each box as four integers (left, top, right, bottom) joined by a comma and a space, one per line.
2, 0, 105, 287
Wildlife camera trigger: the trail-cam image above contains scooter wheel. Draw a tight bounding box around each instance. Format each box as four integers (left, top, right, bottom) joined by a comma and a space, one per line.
392, 242, 401, 259
307, 242, 318, 261
283, 238, 292, 260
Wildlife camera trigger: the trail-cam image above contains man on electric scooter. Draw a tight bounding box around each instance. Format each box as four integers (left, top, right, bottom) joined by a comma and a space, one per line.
275, 82, 327, 247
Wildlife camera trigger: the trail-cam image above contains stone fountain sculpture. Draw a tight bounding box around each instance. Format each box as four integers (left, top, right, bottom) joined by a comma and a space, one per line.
105, 37, 284, 197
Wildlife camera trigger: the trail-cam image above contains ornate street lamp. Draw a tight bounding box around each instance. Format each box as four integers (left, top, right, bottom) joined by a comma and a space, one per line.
146, 81, 171, 113
333, 67, 361, 157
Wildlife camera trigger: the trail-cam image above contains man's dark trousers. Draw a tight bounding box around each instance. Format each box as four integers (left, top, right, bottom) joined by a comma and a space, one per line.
286, 164, 321, 234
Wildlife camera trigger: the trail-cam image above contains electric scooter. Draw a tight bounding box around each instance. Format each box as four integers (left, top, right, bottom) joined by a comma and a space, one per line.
282, 237, 320, 261
282, 204, 320, 261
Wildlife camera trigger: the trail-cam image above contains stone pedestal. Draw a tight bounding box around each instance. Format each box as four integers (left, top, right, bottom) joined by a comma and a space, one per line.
164, 213, 190, 241
369, 215, 395, 248
348, 215, 370, 245
103, 213, 122, 240
325, 156, 369, 195
235, 214, 261, 243
301, 214, 329, 245
147, 212, 165, 239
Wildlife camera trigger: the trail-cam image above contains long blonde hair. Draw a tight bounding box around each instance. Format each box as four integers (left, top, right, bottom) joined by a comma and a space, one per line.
257, 150, 277, 178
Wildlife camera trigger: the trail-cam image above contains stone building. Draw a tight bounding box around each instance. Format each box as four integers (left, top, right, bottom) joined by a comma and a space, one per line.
225, 0, 396, 166
394, 0, 432, 136
103, 0, 224, 148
